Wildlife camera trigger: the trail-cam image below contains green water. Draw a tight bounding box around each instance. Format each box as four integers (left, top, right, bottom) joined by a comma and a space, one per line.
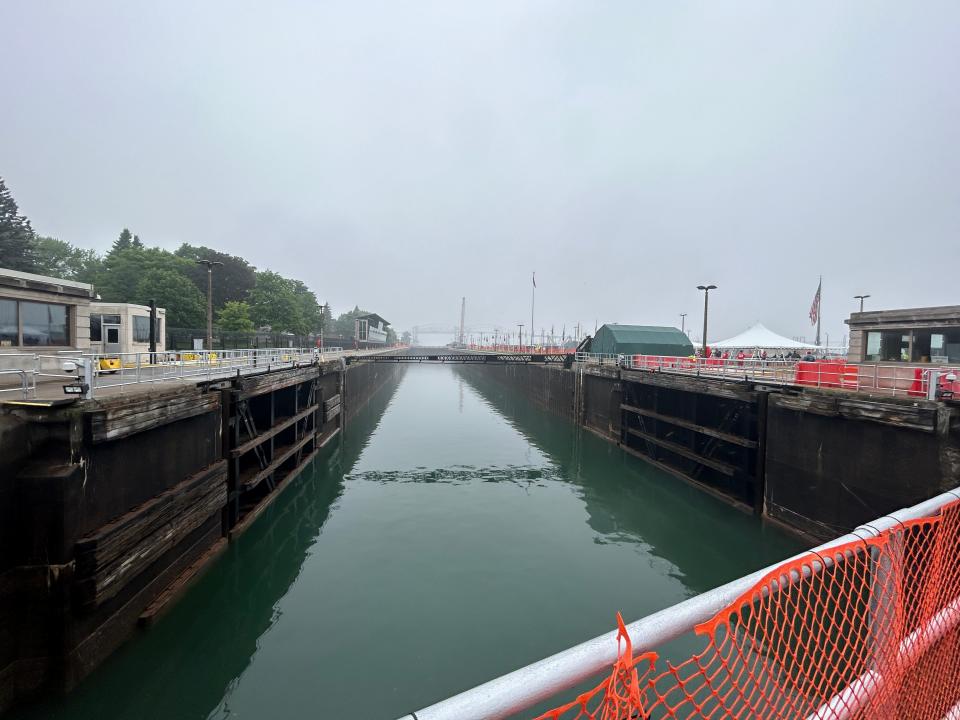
14, 364, 805, 720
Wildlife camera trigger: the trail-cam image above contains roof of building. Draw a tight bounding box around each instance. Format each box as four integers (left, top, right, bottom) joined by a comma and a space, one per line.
592, 324, 694, 356
0, 267, 95, 299
90, 302, 166, 314
357, 313, 390, 327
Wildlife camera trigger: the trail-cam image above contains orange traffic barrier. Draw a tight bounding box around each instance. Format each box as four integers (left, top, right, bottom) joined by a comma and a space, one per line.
537, 499, 960, 720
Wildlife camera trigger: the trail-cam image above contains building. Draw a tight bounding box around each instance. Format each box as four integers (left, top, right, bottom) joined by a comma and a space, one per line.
355, 313, 390, 345
846, 305, 960, 364
89, 302, 166, 355
590, 324, 694, 357
0, 267, 95, 351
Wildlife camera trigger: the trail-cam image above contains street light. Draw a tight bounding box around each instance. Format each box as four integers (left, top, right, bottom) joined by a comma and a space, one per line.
696, 285, 717, 355
517, 323, 524, 351
854, 294, 870, 313
195, 259, 223, 352
680, 312, 688, 335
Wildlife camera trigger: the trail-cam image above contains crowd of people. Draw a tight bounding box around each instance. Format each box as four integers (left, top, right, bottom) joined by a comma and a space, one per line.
694, 348, 819, 363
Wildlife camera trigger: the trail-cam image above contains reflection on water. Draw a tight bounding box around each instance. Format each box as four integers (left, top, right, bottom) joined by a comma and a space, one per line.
13, 364, 804, 720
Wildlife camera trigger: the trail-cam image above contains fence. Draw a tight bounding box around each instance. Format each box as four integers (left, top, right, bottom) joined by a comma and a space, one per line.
397, 486, 960, 720
0, 347, 348, 400
612, 354, 960, 400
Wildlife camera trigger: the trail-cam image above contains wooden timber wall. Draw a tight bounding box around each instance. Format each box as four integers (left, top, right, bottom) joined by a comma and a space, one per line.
0, 357, 403, 714
462, 362, 960, 540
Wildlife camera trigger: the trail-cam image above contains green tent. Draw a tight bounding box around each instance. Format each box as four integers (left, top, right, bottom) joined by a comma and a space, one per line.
591, 324, 694, 357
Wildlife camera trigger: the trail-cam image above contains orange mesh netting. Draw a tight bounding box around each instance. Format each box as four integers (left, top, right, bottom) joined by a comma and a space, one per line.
537, 499, 960, 720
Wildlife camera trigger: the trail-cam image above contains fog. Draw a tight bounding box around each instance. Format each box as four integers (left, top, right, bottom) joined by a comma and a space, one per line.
2, 1, 958, 344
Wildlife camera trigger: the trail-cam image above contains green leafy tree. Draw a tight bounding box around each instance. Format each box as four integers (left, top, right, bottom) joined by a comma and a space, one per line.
0, 176, 37, 272
175, 244, 257, 309
217, 301, 256, 333
133, 268, 206, 327
334, 306, 369, 337
247, 270, 303, 333
32, 236, 102, 281
290, 279, 323, 334
95, 246, 196, 305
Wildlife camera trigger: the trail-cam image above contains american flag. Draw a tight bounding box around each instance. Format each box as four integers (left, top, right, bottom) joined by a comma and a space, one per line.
809, 280, 821, 326
532, 271, 536, 288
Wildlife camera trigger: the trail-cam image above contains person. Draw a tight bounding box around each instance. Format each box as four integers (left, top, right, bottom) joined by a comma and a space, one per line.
736, 349, 746, 366
802, 350, 816, 362
761, 349, 768, 361
722, 350, 730, 360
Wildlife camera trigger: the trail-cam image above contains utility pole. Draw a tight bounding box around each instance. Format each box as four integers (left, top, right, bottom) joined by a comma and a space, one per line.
680, 312, 687, 335
518, 323, 524, 351
696, 285, 717, 355
195, 259, 223, 352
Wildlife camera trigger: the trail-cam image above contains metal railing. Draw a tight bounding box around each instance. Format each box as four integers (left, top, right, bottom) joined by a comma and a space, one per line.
617, 354, 960, 399
396, 486, 960, 720
0, 347, 355, 400
574, 352, 621, 366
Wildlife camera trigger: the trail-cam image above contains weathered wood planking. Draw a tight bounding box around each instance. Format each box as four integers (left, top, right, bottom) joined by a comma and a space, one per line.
229, 404, 319, 458
772, 393, 937, 433
621, 369, 759, 402
74, 461, 227, 608
323, 403, 341, 423
234, 366, 319, 400
87, 390, 220, 443
323, 394, 341, 412
621, 403, 758, 448
238, 433, 315, 492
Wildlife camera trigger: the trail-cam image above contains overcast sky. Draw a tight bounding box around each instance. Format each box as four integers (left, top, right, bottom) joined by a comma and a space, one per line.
2, 1, 958, 343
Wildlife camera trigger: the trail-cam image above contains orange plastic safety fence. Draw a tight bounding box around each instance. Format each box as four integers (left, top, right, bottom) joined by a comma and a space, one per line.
538, 500, 960, 720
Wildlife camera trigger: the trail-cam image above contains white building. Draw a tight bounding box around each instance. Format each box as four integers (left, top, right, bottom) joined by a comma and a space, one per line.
89, 302, 166, 355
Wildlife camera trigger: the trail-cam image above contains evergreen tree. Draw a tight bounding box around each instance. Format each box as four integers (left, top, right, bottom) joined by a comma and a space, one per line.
111, 228, 134, 255
0, 177, 37, 272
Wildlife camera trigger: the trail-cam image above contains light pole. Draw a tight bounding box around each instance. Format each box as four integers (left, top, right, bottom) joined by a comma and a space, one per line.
517, 323, 524, 351
680, 312, 688, 335
854, 294, 870, 313
195, 259, 223, 352
696, 285, 717, 356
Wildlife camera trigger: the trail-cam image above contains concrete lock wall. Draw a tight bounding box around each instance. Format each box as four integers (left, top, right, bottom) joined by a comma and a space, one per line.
0, 359, 404, 714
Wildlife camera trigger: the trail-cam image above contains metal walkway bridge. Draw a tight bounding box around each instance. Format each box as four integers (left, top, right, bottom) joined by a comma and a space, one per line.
345, 353, 569, 365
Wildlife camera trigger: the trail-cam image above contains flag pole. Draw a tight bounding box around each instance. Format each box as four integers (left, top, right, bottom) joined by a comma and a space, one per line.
816, 275, 822, 347
530, 272, 535, 352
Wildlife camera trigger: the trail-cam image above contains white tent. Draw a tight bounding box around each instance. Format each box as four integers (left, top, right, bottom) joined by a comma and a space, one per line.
710, 322, 816, 350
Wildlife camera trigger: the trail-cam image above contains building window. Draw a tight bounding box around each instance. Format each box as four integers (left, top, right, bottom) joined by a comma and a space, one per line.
132, 315, 160, 343
0, 299, 17, 347
91, 314, 102, 342
864, 330, 910, 362
912, 329, 960, 363
20, 301, 69, 347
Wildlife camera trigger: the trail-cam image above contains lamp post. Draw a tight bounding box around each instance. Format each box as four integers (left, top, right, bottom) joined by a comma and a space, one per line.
854, 294, 870, 313
195, 259, 223, 352
680, 313, 688, 335
517, 323, 524, 351
696, 285, 717, 356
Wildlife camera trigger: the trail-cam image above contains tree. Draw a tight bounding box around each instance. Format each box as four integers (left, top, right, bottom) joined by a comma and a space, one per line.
111, 228, 135, 256
334, 306, 368, 337
31, 236, 102, 281
175, 244, 256, 310
290, 279, 323, 335
0, 176, 37, 272
95, 246, 197, 305
321, 302, 333, 333
217, 301, 255, 333
247, 270, 303, 333
401, 330, 412, 345
133, 268, 206, 327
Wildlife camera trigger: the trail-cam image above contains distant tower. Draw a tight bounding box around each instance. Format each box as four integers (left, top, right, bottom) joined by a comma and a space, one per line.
459, 297, 466, 346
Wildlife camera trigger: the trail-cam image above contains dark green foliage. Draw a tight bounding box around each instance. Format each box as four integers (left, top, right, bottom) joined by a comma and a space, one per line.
133, 268, 206, 327
32, 236, 103, 282
217, 301, 256, 332
175, 244, 257, 308
0, 177, 37, 272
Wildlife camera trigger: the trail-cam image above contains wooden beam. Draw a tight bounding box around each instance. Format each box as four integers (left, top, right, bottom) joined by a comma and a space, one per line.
229, 404, 319, 458
621, 369, 758, 402
621, 403, 758, 448
239, 432, 315, 492
625, 427, 737, 476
